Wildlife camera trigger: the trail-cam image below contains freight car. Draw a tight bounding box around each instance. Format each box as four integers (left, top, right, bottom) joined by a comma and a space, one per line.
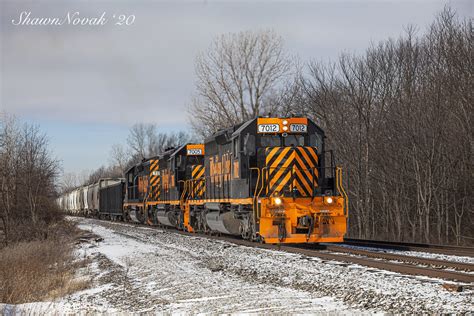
58, 178, 123, 217
59, 116, 348, 244
99, 181, 125, 220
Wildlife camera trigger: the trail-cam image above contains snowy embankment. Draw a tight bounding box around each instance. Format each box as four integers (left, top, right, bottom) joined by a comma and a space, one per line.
3, 217, 473, 314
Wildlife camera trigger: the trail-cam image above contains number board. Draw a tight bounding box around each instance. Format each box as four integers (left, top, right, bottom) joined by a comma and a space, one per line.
187, 149, 203, 155
289, 124, 307, 133
258, 124, 280, 133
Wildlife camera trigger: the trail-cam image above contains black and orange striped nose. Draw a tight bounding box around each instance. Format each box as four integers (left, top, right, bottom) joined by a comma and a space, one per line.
149, 159, 161, 200
265, 147, 319, 197
191, 164, 205, 198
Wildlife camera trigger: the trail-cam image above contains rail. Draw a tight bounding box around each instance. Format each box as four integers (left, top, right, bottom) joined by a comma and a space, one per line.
344, 238, 474, 257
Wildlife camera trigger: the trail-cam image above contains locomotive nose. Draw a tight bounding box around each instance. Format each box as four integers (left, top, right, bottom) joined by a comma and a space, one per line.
264, 146, 319, 198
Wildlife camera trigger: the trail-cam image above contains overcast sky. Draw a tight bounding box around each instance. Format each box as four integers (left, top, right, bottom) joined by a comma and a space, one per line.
0, 0, 471, 175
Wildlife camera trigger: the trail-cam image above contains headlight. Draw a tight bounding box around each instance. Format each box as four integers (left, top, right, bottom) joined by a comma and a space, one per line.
273, 197, 282, 205
325, 197, 333, 204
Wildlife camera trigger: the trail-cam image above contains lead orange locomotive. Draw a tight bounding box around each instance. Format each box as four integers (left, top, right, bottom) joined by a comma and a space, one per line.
120, 117, 348, 244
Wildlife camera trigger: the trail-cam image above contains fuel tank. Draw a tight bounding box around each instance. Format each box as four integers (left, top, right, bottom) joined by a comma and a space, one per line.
129, 209, 140, 223
205, 211, 241, 235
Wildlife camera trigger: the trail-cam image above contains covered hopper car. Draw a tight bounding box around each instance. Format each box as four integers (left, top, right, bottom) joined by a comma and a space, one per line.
58, 178, 124, 218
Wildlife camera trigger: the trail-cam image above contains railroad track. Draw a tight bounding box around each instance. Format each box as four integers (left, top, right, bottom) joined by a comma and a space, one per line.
82, 218, 474, 284
320, 244, 474, 272
173, 230, 474, 284
344, 238, 474, 257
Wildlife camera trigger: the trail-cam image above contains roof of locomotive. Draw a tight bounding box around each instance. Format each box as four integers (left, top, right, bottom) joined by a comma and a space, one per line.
230, 118, 256, 139
204, 121, 245, 144
205, 116, 322, 144
170, 144, 187, 157
123, 144, 194, 175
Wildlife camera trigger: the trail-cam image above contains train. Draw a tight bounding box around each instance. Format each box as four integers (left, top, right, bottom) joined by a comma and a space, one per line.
57, 178, 124, 218
59, 116, 348, 244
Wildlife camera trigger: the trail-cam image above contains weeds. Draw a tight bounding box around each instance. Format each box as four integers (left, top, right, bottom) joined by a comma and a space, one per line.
0, 221, 89, 304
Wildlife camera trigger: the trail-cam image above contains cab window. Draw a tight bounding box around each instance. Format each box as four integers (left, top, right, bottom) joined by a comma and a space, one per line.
309, 134, 322, 149
260, 135, 281, 147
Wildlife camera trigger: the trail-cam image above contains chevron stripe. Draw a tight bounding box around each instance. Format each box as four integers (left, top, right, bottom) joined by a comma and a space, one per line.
192, 165, 203, 178
266, 146, 319, 197
191, 165, 206, 199
150, 159, 159, 171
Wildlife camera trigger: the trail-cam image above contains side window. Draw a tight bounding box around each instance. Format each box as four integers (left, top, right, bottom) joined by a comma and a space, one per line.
298, 136, 304, 146
309, 133, 322, 150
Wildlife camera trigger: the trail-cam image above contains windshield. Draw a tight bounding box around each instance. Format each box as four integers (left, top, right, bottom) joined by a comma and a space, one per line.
284, 135, 304, 147
260, 135, 281, 147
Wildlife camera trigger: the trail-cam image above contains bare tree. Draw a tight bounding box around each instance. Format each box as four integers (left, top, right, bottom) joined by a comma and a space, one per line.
127, 123, 154, 160
189, 30, 292, 137
0, 114, 60, 245
109, 144, 129, 176
87, 165, 122, 183
301, 7, 473, 245
59, 172, 81, 193
126, 123, 194, 161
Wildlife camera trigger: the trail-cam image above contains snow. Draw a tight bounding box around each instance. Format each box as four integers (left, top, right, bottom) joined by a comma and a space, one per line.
2, 217, 473, 314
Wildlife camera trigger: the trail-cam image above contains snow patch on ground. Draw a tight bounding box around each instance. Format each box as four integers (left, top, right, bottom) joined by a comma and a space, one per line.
3, 218, 473, 314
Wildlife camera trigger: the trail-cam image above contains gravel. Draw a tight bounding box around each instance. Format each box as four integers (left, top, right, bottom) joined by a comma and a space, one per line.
3, 217, 472, 314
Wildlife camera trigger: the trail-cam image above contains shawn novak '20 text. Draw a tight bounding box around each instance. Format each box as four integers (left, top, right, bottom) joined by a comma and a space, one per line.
11, 11, 135, 26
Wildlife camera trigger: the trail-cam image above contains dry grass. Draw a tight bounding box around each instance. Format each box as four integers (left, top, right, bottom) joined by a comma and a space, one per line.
0, 221, 90, 304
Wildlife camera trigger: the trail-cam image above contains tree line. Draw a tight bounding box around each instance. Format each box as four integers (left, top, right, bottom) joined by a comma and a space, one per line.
188, 8, 473, 245
0, 114, 60, 246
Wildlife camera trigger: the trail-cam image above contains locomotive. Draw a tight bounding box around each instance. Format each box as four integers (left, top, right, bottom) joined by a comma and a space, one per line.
59, 117, 348, 244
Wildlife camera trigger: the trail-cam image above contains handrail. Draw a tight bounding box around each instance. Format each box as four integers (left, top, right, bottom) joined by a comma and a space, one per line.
178, 180, 187, 209
250, 167, 260, 228
250, 167, 261, 199
257, 167, 266, 200
143, 181, 151, 224
256, 167, 268, 219
336, 167, 349, 216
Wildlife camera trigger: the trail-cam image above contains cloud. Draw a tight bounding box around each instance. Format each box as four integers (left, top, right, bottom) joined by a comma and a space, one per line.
2, 0, 469, 126
1, 0, 470, 173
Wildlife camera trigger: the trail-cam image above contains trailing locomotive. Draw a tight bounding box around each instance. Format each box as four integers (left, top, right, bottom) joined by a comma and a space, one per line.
59, 117, 348, 244
122, 144, 205, 228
